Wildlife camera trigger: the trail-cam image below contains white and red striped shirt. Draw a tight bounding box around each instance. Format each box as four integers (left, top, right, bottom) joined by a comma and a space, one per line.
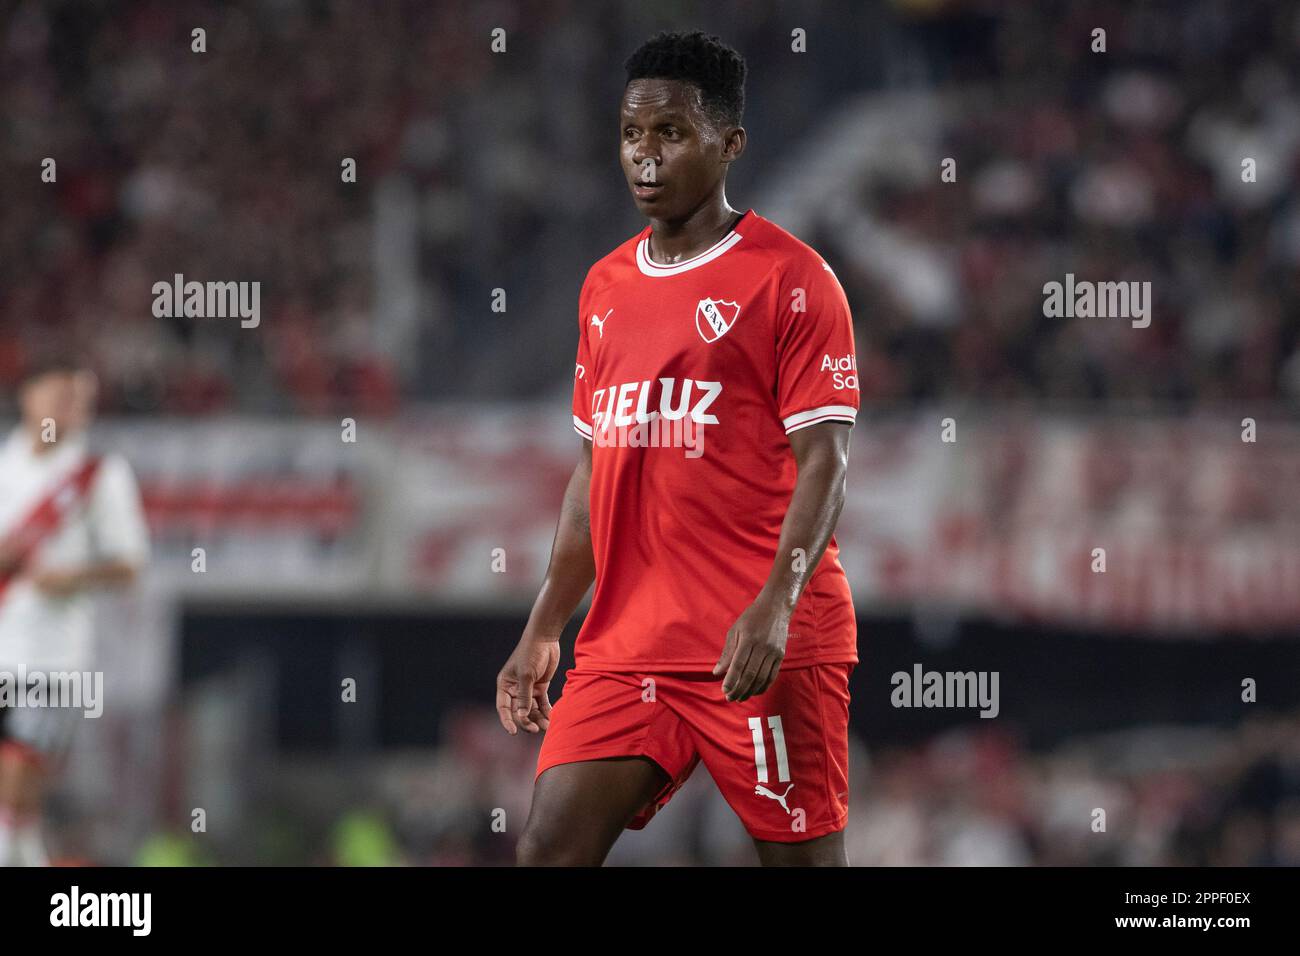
0, 428, 149, 672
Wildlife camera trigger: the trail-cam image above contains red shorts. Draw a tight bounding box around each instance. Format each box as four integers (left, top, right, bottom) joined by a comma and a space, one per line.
535, 663, 853, 843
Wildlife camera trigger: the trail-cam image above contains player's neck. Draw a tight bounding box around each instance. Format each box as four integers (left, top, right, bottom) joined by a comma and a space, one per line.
25, 426, 75, 456
646, 198, 742, 265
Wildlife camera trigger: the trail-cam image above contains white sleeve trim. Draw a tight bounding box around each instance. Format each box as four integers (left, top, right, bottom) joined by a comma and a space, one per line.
782, 405, 857, 434
573, 415, 594, 440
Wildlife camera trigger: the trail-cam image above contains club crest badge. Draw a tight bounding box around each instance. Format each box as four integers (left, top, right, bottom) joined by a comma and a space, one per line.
695, 298, 740, 343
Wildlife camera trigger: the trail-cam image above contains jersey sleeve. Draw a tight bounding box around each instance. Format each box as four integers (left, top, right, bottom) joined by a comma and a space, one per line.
775, 256, 860, 434
87, 454, 151, 566
571, 278, 595, 441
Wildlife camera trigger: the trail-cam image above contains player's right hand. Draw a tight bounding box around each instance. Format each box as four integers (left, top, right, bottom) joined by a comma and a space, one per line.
496, 636, 561, 735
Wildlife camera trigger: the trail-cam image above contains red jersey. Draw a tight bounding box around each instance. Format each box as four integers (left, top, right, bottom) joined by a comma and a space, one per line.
570, 209, 859, 671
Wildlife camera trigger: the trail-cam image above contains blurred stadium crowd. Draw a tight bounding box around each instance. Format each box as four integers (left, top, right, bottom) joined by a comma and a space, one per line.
817, 0, 1300, 408
3, 0, 1297, 414
1, 0, 425, 416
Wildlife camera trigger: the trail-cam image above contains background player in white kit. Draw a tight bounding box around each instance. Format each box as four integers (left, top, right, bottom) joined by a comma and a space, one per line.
0, 356, 150, 866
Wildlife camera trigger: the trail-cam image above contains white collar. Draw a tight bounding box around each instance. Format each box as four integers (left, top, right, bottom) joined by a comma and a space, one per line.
634, 211, 751, 277
3, 425, 88, 467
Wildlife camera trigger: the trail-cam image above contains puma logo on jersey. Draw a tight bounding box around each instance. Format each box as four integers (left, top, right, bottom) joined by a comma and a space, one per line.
590, 309, 614, 338
696, 298, 740, 343
591, 378, 722, 430
754, 783, 795, 814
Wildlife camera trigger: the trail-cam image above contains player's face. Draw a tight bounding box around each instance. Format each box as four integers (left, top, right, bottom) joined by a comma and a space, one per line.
20, 370, 97, 436
620, 79, 734, 219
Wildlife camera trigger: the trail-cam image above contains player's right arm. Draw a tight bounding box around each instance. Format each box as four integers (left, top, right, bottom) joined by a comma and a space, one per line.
495, 438, 595, 735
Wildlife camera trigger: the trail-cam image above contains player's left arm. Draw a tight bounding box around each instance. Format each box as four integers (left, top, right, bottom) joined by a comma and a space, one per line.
715, 251, 858, 702
30, 559, 139, 597
714, 421, 851, 701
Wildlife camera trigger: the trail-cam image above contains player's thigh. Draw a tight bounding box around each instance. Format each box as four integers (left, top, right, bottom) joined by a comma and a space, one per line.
519, 756, 671, 865
521, 669, 700, 864
0, 751, 12, 806
0, 710, 32, 808
0, 710, 8, 800
0, 744, 45, 810
753, 829, 848, 866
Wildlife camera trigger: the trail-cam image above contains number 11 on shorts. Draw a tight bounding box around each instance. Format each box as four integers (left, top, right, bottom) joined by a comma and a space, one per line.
747, 715, 789, 784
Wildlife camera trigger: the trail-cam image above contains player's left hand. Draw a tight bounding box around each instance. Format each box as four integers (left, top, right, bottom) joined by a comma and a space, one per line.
30, 568, 83, 597
714, 595, 790, 702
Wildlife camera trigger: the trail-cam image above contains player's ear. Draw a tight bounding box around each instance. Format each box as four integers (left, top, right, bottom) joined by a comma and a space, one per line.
720, 126, 746, 164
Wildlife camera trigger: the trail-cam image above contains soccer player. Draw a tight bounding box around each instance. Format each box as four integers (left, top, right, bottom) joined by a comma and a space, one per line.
0, 356, 150, 866
496, 31, 860, 866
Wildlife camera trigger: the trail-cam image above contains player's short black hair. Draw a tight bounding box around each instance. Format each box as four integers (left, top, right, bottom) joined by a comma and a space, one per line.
624, 31, 746, 129
18, 350, 91, 387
